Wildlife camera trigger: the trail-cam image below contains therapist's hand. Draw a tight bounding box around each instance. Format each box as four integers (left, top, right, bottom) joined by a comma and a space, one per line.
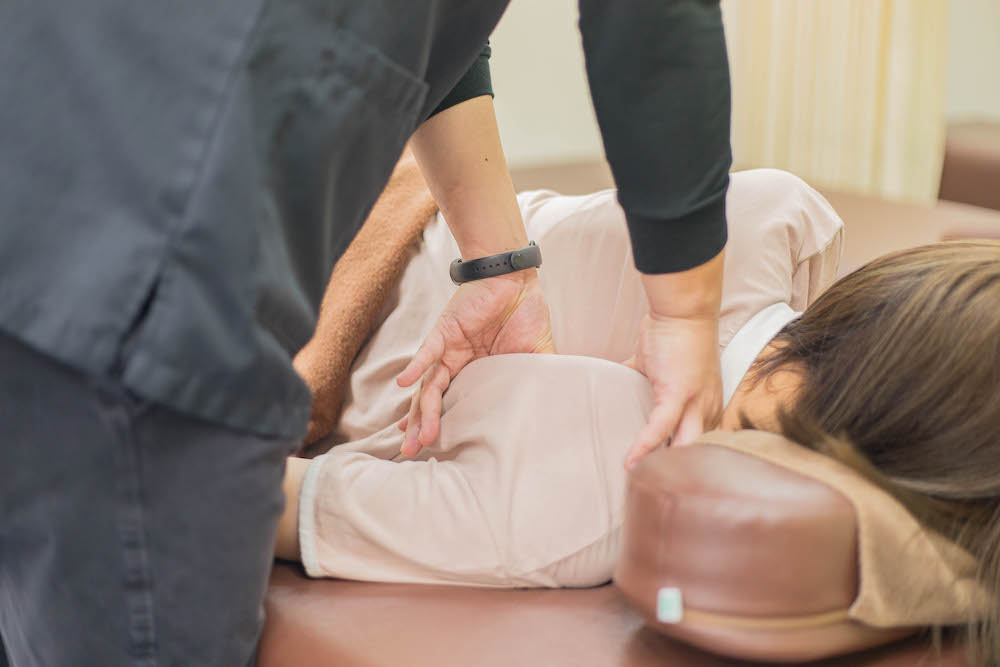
623, 313, 722, 469
623, 250, 725, 469
402, 93, 555, 456
396, 269, 554, 456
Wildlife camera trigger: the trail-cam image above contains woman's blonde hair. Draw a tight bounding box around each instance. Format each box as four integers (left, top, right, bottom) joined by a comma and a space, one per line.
751, 241, 1000, 664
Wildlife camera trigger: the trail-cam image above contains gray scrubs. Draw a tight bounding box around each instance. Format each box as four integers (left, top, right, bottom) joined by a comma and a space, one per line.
0, 2, 504, 438
0, 0, 731, 664
0, 2, 504, 665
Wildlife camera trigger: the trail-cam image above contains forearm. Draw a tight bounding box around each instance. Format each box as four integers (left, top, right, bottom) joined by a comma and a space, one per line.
292, 148, 438, 444
410, 95, 529, 261
303, 148, 432, 342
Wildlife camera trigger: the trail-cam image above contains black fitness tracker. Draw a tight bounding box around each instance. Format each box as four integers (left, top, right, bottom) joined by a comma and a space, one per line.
449, 241, 542, 285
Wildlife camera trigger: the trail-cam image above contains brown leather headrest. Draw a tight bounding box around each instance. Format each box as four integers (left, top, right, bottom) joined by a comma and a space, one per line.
612, 431, 989, 662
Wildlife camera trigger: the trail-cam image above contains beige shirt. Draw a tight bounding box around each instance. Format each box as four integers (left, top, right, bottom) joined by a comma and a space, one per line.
299, 168, 844, 588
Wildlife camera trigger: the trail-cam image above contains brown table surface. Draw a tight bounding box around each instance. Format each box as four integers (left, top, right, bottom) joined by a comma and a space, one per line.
260, 564, 966, 667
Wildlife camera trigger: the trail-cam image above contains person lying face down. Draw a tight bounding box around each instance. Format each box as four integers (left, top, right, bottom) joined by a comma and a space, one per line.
273, 167, 845, 585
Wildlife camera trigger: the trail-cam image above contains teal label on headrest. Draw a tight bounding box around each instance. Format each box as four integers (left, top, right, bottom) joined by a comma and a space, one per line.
656, 587, 684, 624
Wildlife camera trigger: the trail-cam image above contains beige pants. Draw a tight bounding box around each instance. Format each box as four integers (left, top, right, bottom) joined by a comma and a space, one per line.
297, 169, 844, 587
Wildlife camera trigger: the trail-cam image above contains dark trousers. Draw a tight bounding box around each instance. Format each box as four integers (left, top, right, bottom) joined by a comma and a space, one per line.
0, 332, 294, 666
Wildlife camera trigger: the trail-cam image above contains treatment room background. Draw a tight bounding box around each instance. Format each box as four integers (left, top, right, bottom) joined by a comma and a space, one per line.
489, 0, 1000, 206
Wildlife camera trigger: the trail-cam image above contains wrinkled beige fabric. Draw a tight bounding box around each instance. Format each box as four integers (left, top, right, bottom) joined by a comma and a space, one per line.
699, 430, 992, 627
299, 169, 845, 586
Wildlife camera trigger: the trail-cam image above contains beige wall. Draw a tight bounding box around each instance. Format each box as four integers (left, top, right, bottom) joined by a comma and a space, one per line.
489, 0, 604, 168
946, 0, 1000, 121
490, 0, 1000, 170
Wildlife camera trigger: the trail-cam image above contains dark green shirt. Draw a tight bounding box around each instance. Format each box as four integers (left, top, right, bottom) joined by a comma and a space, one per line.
580, 0, 730, 274
432, 44, 494, 117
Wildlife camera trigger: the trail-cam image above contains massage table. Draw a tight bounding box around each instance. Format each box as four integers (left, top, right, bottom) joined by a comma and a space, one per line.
259, 566, 963, 666
257, 176, 1000, 666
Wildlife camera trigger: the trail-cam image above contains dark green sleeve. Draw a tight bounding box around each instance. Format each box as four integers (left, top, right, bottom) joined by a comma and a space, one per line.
429, 43, 493, 118
579, 0, 732, 274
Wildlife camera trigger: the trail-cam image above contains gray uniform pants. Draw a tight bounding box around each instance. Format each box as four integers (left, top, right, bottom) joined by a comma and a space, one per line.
0, 332, 293, 666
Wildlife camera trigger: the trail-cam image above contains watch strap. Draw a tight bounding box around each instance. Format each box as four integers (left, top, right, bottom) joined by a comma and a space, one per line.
449, 241, 542, 284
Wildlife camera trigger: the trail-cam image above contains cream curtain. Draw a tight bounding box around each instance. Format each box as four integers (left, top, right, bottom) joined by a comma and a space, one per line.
721, 0, 948, 203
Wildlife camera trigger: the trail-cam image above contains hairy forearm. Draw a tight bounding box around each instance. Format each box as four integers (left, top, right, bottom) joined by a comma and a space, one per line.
410, 95, 529, 262
293, 148, 439, 445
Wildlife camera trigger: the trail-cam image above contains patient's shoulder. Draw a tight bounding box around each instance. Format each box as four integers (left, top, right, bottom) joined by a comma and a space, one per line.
517, 188, 622, 237
728, 169, 844, 265
719, 169, 845, 346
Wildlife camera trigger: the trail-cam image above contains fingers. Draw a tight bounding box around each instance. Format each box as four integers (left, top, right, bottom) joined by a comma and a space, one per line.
417, 363, 450, 447
398, 332, 445, 456
671, 404, 705, 447
400, 363, 452, 455
400, 387, 423, 457
397, 330, 445, 388
625, 396, 684, 471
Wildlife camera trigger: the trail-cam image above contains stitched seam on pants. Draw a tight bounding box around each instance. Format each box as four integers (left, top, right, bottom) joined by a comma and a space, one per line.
106, 394, 159, 667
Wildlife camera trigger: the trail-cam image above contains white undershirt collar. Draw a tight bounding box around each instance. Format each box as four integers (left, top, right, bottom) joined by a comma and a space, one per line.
720, 302, 800, 408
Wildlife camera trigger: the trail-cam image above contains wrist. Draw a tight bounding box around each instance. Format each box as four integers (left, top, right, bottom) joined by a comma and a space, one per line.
438, 186, 528, 260
645, 293, 720, 322
487, 267, 539, 285
458, 241, 526, 260
450, 214, 529, 261
641, 248, 724, 319
451, 242, 541, 286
